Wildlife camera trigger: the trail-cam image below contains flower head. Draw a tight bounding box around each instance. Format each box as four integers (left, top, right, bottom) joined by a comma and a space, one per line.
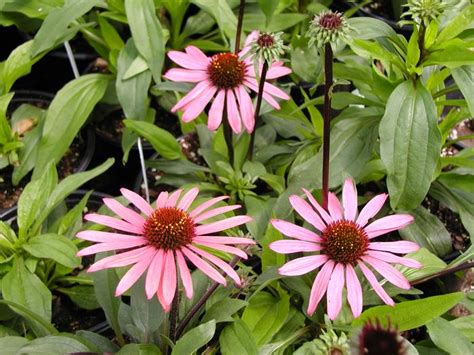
353, 319, 406, 355
76, 188, 254, 311
314, 328, 350, 355
307, 11, 351, 49
244, 31, 289, 65
401, 0, 448, 25
163, 31, 291, 134
269, 177, 421, 320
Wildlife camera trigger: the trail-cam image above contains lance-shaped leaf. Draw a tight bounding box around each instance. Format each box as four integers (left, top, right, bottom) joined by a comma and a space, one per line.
380, 80, 441, 211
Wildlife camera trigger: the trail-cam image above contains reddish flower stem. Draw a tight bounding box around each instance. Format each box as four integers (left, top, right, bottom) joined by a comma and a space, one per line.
322, 43, 333, 210
248, 61, 268, 160
234, 0, 246, 54
175, 255, 241, 339
222, 97, 234, 166
168, 289, 179, 343
411, 261, 474, 286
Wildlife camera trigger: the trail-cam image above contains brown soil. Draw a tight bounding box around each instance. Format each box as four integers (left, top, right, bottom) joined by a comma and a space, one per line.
0, 136, 87, 210
52, 292, 106, 333
0, 167, 23, 210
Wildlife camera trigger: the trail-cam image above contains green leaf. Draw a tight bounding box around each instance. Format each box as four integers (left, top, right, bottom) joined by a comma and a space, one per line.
57, 285, 100, 310
32, 74, 110, 180
92, 253, 124, 344
22, 233, 79, 268
353, 292, 464, 331
191, 0, 237, 40
0, 93, 14, 143
1, 40, 43, 94
33, 158, 114, 231
31, 0, 101, 57
76, 330, 120, 353
398, 248, 447, 283
125, 0, 166, 83
436, 5, 474, 44
244, 195, 276, 243
452, 65, 474, 116
425, 43, 474, 68
350, 39, 406, 74
129, 277, 165, 343
98, 15, 124, 51
19, 336, 90, 353
406, 28, 420, 73
380, 80, 441, 211
348, 17, 405, 50
219, 319, 258, 355
289, 113, 380, 189
172, 320, 216, 355
117, 343, 162, 355
427, 317, 474, 355
17, 162, 57, 239
241, 290, 290, 346
244, 13, 308, 32
124, 119, 184, 160
0, 337, 29, 353
258, 0, 279, 25
1, 0, 63, 18
450, 315, 474, 341
399, 206, 452, 257
2, 258, 53, 336
202, 299, 247, 323
116, 39, 151, 121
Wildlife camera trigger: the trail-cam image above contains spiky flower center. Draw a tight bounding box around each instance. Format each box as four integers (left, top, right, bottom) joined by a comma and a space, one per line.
208, 53, 246, 89
322, 220, 368, 264
143, 207, 195, 250
359, 321, 404, 355
319, 12, 343, 30
257, 33, 275, 48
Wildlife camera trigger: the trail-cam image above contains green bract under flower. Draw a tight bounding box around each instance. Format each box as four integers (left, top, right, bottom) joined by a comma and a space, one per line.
306, 11, 351, 49
313, 329, 350, 355
245, 31, 289, 65
401, 0, 449, 25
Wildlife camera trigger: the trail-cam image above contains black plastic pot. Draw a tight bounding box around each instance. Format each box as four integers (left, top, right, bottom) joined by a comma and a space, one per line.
10, 90, 96, 176
0, 91, 96, 213
0, 189, 109, 224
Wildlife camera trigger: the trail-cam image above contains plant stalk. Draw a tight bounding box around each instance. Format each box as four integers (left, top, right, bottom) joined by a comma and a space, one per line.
175, 255, 241, 338
222, 97, 234, 166
322, 42, 333, 210
248, 61, 268, 161
411, 261, 474, 286
234, 0, 246, 54
168, 290, 180, 344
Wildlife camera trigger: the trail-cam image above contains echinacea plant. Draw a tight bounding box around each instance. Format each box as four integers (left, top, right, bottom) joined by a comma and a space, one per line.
163, 32, 291, 134
270, 177, 421, 319
76, 187, 254, 312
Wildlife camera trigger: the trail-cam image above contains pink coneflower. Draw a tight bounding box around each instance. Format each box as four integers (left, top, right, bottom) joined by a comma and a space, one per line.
76, 188, 254, 311
270, 178, 421, 320
163, 31, 291, 134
